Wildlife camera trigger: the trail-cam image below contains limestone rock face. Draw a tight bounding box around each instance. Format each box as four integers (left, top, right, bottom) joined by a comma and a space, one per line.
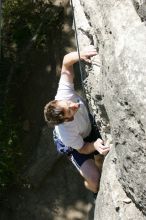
72, 0, 146, 219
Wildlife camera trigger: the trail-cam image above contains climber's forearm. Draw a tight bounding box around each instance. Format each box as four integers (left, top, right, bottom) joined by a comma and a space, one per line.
60, 52, 80, 83
62, 46, 97, 70
60, 46, 97, 83
62, 52, 80, 68
78, 138, 110, 155
78, 142, 96, 154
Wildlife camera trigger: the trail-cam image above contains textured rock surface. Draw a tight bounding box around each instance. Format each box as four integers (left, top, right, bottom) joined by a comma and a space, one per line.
95, 148, 144, 220
0, 1, 95, 220
72, 0, 146, 219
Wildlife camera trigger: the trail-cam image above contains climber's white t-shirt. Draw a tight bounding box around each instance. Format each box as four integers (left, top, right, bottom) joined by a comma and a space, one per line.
55, 77, 91, 150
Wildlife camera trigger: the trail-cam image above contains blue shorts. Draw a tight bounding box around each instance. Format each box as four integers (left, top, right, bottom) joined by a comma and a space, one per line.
53, 122, 101, 170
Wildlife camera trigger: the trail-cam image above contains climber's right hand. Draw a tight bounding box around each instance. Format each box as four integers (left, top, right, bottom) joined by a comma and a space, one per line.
93, 138, 110, 155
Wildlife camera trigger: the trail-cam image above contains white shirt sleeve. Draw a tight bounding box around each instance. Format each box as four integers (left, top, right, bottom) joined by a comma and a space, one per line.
55, 75, 76, 101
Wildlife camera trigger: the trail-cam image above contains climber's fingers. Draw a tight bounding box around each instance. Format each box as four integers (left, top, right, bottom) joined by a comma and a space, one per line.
80, 45, 97, 63
81, 57, 92, 63
84, 45, 96, 52
97, 145, 110, 155
105, 139, 113, 150
94, 138, 110, 155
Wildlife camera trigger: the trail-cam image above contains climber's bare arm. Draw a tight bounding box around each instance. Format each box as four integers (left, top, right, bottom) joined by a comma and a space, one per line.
78, 138, 110, 155
61, 45, 97, 83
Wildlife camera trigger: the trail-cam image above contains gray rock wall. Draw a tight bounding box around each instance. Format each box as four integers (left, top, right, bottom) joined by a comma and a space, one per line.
72, 0, 146, 219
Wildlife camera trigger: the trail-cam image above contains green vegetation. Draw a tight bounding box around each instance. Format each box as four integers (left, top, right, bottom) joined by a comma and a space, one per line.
0, 0, 64, 190
0, 107, 20, 188
2, 0, 64, 57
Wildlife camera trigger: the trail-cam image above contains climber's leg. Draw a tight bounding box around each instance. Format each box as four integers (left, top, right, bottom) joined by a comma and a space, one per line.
94, 154, 104, 173
69, 149, 101, 193
79, 159, 101, 193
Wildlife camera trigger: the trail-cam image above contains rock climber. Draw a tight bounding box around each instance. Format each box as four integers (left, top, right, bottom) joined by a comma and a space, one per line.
44, 45, 110, 197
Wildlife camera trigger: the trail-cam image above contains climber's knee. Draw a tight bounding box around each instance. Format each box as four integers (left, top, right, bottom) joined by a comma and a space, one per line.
80, 159, 101, 192
89, 176, 100, 192
84, 179, 99, 193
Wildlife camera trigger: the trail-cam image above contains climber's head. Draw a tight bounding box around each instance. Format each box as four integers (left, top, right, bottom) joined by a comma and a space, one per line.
44, 100, 80, 126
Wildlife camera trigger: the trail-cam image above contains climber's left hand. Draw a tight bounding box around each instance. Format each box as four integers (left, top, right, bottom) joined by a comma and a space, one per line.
80, 45, 97, 63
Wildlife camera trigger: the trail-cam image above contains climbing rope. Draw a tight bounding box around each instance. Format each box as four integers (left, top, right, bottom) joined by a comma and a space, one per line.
70, 0, 95, 94
70, 0, 85, 88
70, 0, 103, 134
70, 0, 94, 113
